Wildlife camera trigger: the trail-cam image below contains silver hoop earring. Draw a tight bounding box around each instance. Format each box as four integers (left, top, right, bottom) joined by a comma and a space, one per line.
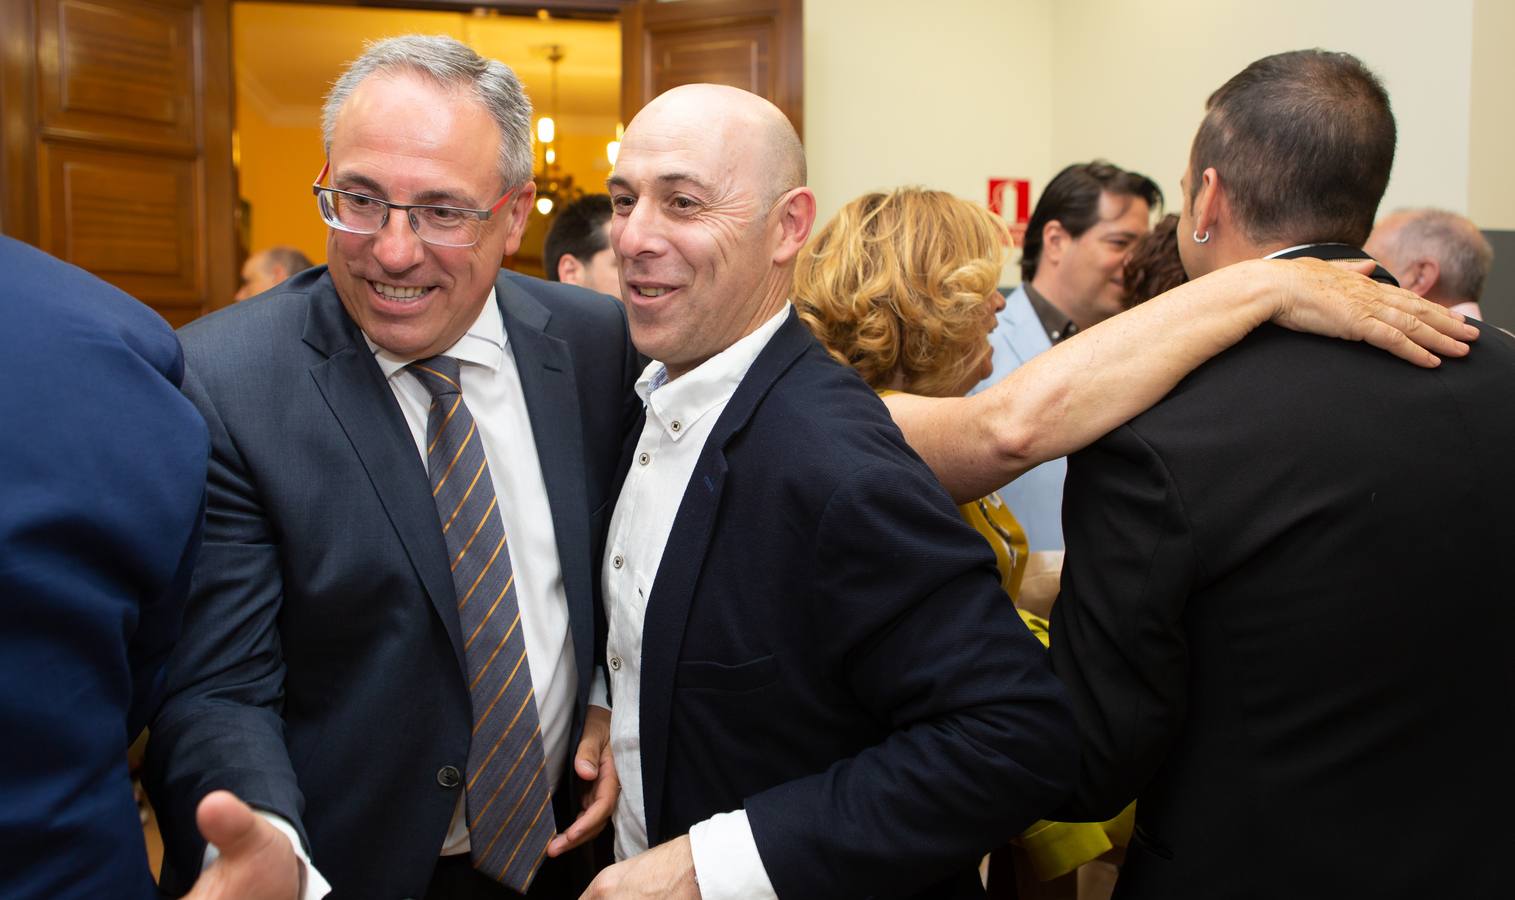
1192, 230, 1211, 244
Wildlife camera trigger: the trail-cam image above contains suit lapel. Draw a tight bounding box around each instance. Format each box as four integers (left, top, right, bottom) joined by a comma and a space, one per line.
496, 274, 596, 711
639, 310, 812, 842
302, 280, 465, 668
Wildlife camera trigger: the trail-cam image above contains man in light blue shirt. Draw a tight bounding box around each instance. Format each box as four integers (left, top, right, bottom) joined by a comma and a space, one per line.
974, 161, 1162, 550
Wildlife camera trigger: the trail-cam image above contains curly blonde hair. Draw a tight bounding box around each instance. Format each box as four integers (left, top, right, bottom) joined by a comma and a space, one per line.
795, 188, 1008, 397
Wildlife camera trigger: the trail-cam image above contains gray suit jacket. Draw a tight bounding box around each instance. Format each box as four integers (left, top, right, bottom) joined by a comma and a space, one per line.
146, 267, 640, 898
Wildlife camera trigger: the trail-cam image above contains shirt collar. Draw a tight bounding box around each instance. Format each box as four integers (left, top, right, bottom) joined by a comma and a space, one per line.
1264, 242, 1354, 260
365, 287, 506, 381
635, 303, 791, 442
1022, 282, 1079, 344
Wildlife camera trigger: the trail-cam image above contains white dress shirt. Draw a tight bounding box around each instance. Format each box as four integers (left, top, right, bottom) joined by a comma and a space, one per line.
604, 304, 790, 900
225, 289, 602, 899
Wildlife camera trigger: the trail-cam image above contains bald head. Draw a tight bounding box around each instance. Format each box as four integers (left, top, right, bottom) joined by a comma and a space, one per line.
632, 84, 805, 202
1366, 208, 1493, 305
607, 84, 816, 380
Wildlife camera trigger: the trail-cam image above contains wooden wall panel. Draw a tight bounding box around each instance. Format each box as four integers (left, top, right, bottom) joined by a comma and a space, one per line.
622, 0, 802, 139
39, 144, 202, 305
39, 0, 198, 149
2, 0, 235, 322
650, 26, 770, 98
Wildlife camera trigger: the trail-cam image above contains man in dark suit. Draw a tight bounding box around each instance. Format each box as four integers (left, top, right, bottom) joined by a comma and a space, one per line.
1050, 50, 1515, 897
0, 237, 302, 900
146, 36, 638, 899
576, 84, 1080, 900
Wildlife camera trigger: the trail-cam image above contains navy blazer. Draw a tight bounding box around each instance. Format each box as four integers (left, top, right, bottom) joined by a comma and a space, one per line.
146, 268, 640, 898
0, 237, 207, 899
1052, 247, 1515, 897
637, 311, 1078, 899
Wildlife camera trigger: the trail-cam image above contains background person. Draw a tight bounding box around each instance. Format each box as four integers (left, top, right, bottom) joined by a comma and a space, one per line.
543, 194, 619, 297
235, 245, 314, 301
1365, 207, 1494, 321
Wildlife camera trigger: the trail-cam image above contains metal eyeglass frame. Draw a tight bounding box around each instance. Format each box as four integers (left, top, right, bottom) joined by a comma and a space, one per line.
311, 161, 516, 248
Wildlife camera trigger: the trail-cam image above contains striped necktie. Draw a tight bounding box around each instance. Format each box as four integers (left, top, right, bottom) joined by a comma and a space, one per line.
409, 356, 554, 892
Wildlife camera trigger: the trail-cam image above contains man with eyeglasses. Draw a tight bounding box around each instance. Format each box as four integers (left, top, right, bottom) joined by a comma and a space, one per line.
146, 35, 639, 900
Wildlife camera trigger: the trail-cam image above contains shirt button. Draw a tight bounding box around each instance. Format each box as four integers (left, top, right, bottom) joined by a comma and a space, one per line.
612, 554, 624, 569
638, 452, 650, 466
609, 656, 622, 671
437, 765, 461, 788
670, 420, 682, 432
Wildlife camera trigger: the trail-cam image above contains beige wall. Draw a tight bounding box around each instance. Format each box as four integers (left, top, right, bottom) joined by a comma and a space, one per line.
1049, 0, 1475, 224
804, 0, 1054, 278
803, 0, 1506, 276
1469, 0, 1515, 229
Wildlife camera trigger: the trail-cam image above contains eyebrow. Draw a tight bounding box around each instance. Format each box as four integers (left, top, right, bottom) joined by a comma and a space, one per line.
606, 171, 718, 195
333, 172, 480, 208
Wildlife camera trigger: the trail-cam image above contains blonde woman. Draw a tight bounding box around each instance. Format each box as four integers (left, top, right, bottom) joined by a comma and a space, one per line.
795, 187, 1129, 898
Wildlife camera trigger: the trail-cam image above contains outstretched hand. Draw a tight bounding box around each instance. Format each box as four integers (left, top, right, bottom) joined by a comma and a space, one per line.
183, 791, 301, 900
1267, 257, 1478, 367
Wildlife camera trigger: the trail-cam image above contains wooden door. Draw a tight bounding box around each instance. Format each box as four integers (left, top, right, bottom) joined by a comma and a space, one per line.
621, 0, 802, 138
0, 0, 237, 326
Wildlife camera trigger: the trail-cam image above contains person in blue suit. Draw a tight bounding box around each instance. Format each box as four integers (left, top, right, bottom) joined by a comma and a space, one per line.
0, 236, 301, 900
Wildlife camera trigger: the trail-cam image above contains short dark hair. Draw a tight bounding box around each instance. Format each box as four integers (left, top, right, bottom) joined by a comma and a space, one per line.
1190, 49, 1395, 248
1021, 161, 1163, 281
543, 194, 613, 282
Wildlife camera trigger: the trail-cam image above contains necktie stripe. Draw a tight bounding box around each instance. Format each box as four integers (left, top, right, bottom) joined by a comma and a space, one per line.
431, 420, 476, 497
469, 738, 536, 824
457, 533, 507, 609
452, 495, 500, 571
469, 611, 522, 691
429, 394, 463, 457
497, 790, 554, 879
408, 355, 552, 893
471, 653, 530, 740
464, 579, 516, 651
477, 764, 548, 860
443, 457, 490, 532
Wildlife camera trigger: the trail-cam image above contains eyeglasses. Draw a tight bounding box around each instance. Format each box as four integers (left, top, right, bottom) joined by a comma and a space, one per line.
311, 162, 516, 248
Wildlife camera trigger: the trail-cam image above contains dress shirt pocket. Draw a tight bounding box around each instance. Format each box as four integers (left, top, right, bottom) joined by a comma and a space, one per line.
676, 654, 778, 693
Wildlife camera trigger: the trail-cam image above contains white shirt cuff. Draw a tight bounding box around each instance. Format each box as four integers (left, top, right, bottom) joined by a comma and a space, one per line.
688, 809, 778, 900
590, 666, 610, 709
201, 810, 332, 900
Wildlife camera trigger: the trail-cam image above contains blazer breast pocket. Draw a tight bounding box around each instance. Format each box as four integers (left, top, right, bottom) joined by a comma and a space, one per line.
676, 655, 778, 693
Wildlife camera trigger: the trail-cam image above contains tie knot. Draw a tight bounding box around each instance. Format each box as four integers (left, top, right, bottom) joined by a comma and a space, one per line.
409, 356, 462, 399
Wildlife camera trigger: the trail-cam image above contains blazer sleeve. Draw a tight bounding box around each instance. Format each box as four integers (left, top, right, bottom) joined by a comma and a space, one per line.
144, 362, 310, 893
1049, 423, 1195, 821
743, 460, 1079, 899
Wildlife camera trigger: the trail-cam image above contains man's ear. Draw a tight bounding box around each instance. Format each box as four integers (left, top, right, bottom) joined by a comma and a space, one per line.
557, 253, 585, 287
771, 187, 817, 266
1401, 258, 1440, 297
1042, 220, 1069, 267
500, 182, 537, 256
1192, 167, 1222, 239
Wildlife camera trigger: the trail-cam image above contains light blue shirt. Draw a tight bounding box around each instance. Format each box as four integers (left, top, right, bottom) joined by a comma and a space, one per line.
970, 284, 1067, 551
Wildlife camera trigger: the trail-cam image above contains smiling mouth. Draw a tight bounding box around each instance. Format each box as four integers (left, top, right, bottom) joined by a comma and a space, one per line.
631, 285, 673, 298
370, 280, 433, 302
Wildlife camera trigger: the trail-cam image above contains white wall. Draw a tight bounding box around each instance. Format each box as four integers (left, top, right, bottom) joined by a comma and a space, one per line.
1049, 0, 1475, 222
804, 0, 1054, 247
802, 0, 1506, 263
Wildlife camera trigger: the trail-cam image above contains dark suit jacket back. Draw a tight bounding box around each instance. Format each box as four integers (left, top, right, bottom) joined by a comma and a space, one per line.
1053, 256, 1515, 898
147, 268, 639, 898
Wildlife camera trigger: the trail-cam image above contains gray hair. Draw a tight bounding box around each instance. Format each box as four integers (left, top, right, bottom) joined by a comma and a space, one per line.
1386, 208, 1495, 302
322, 34, 533, 189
